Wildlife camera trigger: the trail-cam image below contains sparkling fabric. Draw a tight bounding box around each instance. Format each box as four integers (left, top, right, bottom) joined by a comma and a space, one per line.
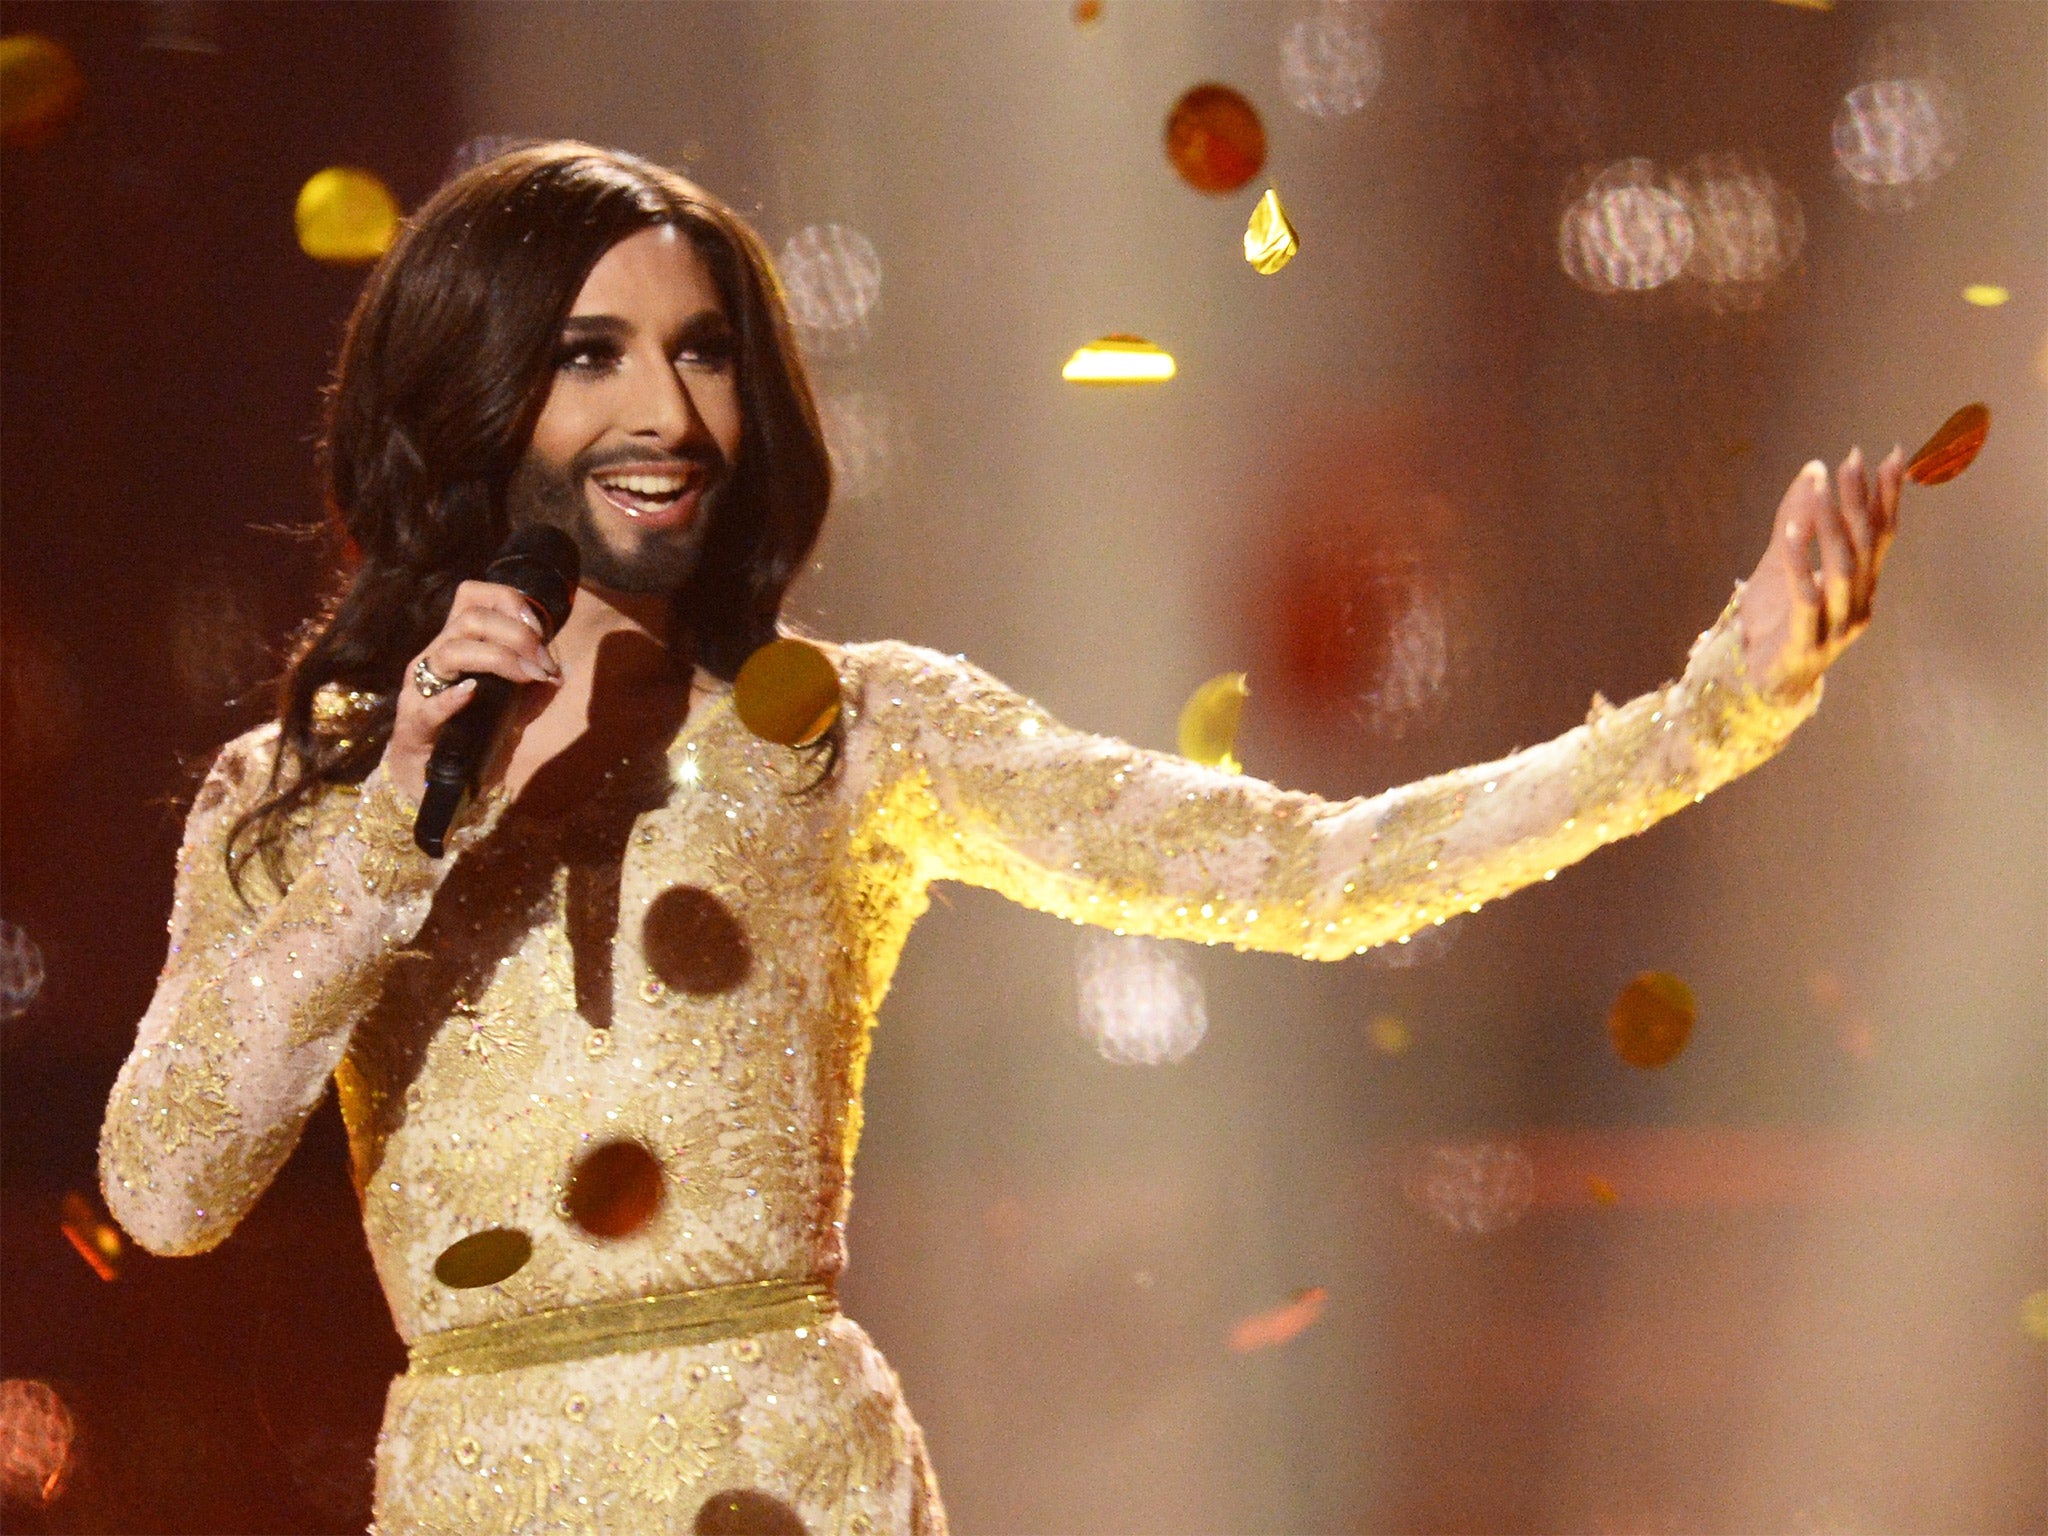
101, 591, 1816, 1534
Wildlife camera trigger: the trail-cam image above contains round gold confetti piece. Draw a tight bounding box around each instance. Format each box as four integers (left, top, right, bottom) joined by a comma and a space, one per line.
0, 34, 83, 149
294, 166, 401, 263
1906, 401, 1990, 486
1244, 188, 1299, 275
2020, 1289, 2048, 1343
1166, 82, 1266, 195
432, 1227, 533, 1289
1607, 971, 1696, 1069
1178, 671, 1248, 772
733, 638, 840, 747
565, 1140, 664, 1239
1961, 284, 2009, 308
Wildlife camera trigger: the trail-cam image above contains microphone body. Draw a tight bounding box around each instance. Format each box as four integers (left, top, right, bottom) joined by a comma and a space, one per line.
413, 525, 581, 857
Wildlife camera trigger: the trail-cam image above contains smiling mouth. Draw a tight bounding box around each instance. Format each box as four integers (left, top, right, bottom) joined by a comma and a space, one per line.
589, 464, 710, 528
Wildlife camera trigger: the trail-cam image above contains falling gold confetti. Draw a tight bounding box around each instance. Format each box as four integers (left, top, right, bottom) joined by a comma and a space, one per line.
58, 1191, 121, 1282
433, 1227, 532, 1289
1586, 1175, 1620, 1206
1906, 401, 1990, 486
1961, 284, 2009, 307
1229, 1286, 1328, 1353
0, 33, 82, 148
1244, 187, 1299, 275
1369, 1013, 1411, 1056
295, 166, 401, 263
1061, 334, 1177, 385
1177, 671, 1248, 771
733, 637, 841, 747
2020, 1289, 2048, 1343
1166, 82, 1266, 195
1607, 971, 1697, 1069
1768, 0, 1833, 9
1072, 0, 1103, 27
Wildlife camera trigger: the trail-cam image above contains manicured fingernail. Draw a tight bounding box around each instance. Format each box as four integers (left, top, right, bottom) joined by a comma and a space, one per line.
519, 607, 544, 636
522, 660, 550, 682
1804, 459, 1828, 486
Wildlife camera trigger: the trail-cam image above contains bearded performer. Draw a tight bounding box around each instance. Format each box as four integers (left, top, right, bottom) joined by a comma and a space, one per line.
100, 142, 1902, 1535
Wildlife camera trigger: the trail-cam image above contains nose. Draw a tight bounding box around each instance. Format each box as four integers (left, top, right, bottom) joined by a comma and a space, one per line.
622, 347, 706, 450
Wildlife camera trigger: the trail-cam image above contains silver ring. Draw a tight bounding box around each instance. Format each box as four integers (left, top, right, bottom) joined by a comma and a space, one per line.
412, 654, 459, 699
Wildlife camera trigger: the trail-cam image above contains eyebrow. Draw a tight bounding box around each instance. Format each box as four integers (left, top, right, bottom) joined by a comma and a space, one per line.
558, 309, 733, 344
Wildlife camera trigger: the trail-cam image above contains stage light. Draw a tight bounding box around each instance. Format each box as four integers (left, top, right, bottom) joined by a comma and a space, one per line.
1165, 83, 1265, 195
1405, 1141, 1535, 1234
1075, 932, 1208, 1065
1177, 671, 1248, 772
1228, 1286, 1328, 1353
1243, 188, 1299, 275
1279, 4, 1382, 121
777, 223, 881, 355
1559, 159, 1695, 295
1368, 1013, 1411, 1056
1061, 334, 1176, 384
0, 33, 83, 148
1832, 78, 1963, 212
0, 1380, 74, 1507
1670, 153, 1806, 308
1961, 283, 2008, 307
295, 167, 400, 263
0, 920, 44, 1023
1607, 971, 1697, 1069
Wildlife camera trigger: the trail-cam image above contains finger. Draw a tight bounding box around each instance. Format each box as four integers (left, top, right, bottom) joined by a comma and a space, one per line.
453, 580, 550, 638
1871, 446, 1905, 584
446, 607, 560, 676
428, 637, 556, 686
1835, 447, 1875, 624
411, 675, 478, 725
1810, 463, 1856, 643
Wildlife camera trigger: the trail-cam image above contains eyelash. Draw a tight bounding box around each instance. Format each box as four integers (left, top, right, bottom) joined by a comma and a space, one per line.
554, 336, 736, 375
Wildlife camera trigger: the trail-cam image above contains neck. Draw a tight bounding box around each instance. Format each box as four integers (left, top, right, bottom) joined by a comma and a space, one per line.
554, 582, 690, 688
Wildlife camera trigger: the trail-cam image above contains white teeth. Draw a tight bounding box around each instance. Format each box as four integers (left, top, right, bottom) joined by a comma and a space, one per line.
598, 473, 689, 497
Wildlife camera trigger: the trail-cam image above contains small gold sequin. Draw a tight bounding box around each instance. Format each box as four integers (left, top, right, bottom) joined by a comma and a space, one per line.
583, 1029, 613, 1060
452, 1435, 482, 1469
638, 976, 666, 1004
563, 1392, 590, 1422
729, 1336, 763, 1364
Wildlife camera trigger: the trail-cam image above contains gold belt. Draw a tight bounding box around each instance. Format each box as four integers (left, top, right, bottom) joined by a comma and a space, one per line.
406, 1276, 836, 1378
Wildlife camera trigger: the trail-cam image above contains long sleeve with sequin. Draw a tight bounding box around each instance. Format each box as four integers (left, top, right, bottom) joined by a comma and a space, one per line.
100, 728, 489, 1256
845, 587, 1819, 963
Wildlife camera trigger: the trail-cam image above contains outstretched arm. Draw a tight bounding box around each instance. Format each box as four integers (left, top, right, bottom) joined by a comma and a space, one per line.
848, 451, 1900, 958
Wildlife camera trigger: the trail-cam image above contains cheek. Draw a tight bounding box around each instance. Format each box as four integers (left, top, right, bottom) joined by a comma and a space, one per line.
699, 375, 745, 463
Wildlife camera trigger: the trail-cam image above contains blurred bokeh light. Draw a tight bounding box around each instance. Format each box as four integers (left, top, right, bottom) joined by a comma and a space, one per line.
0, 1379, 75, 1507
0, 919, 46, 1023
1670, 152, 1806, 310
0, 33, 83, 148
59, 1190, 123, 1282
1075, 932, 1207, 1065
777, 223, 882, 356
1165, 82, 1265, 195
1831, 78, 1963, 212
294, 167, 401, 263
1278, 3, 1381, 121
1404, 1141, 1536, 1234
1559, 158, 1696, 295
140, 1, 223, 55
816, 388, 908, 504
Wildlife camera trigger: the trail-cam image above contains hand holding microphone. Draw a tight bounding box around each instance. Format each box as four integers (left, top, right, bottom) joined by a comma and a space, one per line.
383, 525, 580, 856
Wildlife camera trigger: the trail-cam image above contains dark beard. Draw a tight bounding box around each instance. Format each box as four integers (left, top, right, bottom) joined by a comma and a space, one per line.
502, 448, 719, 596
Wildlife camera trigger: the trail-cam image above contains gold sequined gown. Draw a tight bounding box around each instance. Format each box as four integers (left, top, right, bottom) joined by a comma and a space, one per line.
101, 592, 1817, 1535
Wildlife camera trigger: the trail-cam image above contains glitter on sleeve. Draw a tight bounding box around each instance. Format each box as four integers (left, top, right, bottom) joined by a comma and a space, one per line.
99, 718, 501, 1255
846, 585, 1819, 961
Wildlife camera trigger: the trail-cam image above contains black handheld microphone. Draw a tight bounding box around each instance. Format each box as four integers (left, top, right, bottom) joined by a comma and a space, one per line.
412, 525, 580, 857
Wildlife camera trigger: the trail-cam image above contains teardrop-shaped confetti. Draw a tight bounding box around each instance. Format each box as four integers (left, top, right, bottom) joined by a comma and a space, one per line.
433, 1227, 533, 1289
1607, 970, 1696, 1069
0, 34, 83, 149
733, 638, 841, 747
1061, 334, 1177, 385
1166, 83, 1266, 195
1906, 401, 1990, 486
295, 167, 401, 263
1244, 188, 1299, 275
1178, 671, 1248, 772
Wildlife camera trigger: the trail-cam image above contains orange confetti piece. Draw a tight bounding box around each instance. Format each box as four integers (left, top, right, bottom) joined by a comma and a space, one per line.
1907, 402, 1990, 486
1166, 83, 1265, 195
1586, 1175, 1620, 1205
1607, 971, 1696, 1069
59, 1191, 120, 1282
1229, 1286, 1327, 1353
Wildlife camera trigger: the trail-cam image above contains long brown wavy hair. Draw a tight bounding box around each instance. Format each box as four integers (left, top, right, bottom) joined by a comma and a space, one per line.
228, 142, 832, 892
